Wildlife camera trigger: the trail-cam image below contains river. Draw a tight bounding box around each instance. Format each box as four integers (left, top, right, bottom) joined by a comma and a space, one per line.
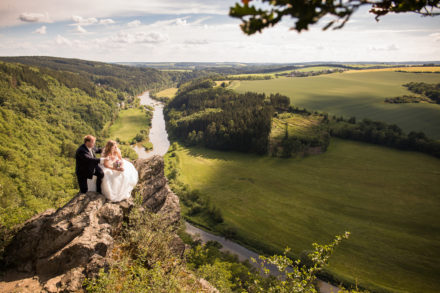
133, 91, 170, 158
134, 91, 340, 293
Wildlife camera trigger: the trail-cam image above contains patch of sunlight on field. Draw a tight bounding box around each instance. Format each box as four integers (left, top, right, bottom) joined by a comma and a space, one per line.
156, 87, 178, 99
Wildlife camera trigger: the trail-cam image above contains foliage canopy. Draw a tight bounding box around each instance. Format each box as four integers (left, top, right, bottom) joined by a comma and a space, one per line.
230, 0, 440, 34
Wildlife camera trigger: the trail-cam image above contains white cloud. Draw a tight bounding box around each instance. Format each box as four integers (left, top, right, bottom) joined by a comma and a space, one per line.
370, 44, 399, 51
72, 15, 98, 25
112, 31, 168, 44
191, 16, 212, 25
176, 18, 188, 26
127, 20, 141, 27
429, 32, 440, 41
55, 35, 72, 46
34, 25, 47, 34
1, 0, 232, 27
19, 12, 50, 23
1, 1, 438, 62
99, 18, 115, 24
388, 44, 399, 51
184, 39, 209, 45
75, 25, 88, 33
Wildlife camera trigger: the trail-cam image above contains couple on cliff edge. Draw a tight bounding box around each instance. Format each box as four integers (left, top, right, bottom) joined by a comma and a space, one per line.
75, 135, 138, 202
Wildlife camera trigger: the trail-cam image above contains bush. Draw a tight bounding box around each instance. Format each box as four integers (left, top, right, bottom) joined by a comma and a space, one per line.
119, 145, 138, 160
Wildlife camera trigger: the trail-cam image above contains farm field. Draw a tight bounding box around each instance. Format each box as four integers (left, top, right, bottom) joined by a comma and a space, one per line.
234, 71, 440, 139
108, 108, 148, 142
228, 66, 342, 78
345, 66, 440, 73
165, 139, 440, 293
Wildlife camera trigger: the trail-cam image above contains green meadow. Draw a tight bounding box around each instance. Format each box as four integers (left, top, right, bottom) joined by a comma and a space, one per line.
234, 71, 440, 139
165, 139, 440, 293
108, 108, 148, 142
155, 87, 178, 100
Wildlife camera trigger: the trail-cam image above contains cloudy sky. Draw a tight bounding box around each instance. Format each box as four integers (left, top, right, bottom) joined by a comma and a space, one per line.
0, 0, 439, 63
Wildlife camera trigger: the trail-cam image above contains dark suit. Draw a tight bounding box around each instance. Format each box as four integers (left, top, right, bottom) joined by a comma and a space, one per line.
75, 144, 104, 193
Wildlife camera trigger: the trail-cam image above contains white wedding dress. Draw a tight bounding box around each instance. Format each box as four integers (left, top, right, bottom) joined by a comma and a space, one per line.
100, 157, 138, 202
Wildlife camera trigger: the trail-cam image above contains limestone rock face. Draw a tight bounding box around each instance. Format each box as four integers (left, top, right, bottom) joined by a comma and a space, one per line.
134, 156, 180, 225
0, 155, 180, 292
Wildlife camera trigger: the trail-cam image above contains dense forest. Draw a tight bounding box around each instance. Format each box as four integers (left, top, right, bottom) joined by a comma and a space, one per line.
0, 56, 196, 95
164, 79, 275, 154
0, 58, 178, 230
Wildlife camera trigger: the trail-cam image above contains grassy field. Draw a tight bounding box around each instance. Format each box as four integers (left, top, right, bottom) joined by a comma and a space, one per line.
108, 107, 148, 142
234, 71, 440, 139
165, 139, 440, 293
271, 113, 323, 140
155, 87, 178, 100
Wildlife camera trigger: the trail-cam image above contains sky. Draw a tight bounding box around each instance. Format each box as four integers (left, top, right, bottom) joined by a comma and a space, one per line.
0, 0, 439, 63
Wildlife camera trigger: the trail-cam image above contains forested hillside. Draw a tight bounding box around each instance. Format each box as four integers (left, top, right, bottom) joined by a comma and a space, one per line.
0, 56, 181, 95
0, 59, 176, 230
164, 79, 275, 154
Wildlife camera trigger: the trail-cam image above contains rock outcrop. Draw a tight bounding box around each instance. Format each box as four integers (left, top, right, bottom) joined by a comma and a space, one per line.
0, 156, 180, 292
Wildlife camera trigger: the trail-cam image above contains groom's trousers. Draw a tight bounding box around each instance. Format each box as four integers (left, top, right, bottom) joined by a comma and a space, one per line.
77, 165, 104, 193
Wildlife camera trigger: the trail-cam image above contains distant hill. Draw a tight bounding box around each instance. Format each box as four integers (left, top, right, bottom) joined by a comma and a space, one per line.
0, 56, 181, 95
117, 61, 440, 74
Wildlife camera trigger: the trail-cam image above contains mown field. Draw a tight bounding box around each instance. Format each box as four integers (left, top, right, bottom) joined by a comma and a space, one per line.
108, 108, 148, 142
234, 71, 440, 139
165, 139, 440, 293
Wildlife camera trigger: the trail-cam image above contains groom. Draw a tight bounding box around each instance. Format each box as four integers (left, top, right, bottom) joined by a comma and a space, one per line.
75, 135, 104, 194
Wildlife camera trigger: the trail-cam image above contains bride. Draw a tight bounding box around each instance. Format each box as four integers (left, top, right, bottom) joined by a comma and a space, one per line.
100, 140, 138, 202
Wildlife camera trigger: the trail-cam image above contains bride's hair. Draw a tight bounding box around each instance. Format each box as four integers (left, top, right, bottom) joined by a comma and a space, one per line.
103, 140, 118, 157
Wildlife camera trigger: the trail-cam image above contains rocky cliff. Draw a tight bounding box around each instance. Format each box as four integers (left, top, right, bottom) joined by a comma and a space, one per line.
0, 156, 181, 292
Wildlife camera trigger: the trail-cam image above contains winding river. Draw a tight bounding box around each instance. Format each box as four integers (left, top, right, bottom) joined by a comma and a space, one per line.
133, 92, 170, 158
134, 91, 339, 293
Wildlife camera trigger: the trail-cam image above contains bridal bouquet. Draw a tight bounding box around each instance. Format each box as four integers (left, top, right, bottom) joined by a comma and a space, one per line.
113, 160, 122, 170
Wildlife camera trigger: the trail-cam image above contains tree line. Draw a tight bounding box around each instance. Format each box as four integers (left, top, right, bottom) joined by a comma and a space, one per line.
385, 82, 440, 104
329, 117, 440, 158
404, 82, 440, 104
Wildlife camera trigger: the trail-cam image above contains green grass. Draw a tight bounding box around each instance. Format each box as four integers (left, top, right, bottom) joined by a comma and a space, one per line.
108, 107, 148, 142
234, 71, 440, 139
271, 113, 323, 140
165, 139, 440, 293
155, 87, 178, 100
